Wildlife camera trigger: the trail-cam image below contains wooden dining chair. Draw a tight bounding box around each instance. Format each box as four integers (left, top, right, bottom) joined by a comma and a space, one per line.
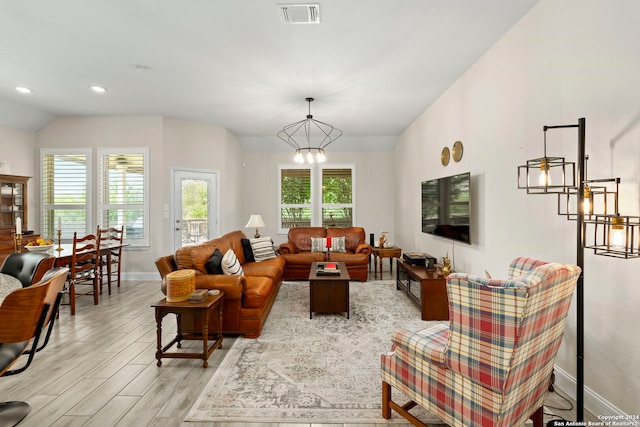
97, 225, 124, 295
68, 231, 100, 315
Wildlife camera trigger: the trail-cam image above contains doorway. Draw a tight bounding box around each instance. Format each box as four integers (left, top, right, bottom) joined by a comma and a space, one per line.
172, 169, 219, 251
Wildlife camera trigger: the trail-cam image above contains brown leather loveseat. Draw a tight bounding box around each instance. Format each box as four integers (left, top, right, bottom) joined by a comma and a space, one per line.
155, 230, 284, 338
278, 227, 372, 282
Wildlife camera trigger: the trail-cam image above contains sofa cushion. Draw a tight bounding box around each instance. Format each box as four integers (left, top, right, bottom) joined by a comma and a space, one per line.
205, 248, 224, 274
243, 256, 285, 280
287, 227, 327, 252
330, 236, 347, 253
244, 276, 276, 309
222, 248, 244, 275
310, 237, 327, 252
175, 241, 218, 274
241, 238, 255, 263
250, 236, 276, 262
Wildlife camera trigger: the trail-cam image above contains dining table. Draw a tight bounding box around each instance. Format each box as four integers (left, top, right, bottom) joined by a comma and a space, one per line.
53, 241, 130, 267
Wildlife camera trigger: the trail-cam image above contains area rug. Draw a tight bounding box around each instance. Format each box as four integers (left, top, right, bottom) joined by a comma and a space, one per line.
185, 280, 448, 424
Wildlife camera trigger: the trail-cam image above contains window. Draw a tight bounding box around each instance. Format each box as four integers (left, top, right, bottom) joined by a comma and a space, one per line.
278, 164, 354, 234
321, 168, 353, 228
97, 148, 149, 247
279, 166, 312, 231
40, 149, 92, 240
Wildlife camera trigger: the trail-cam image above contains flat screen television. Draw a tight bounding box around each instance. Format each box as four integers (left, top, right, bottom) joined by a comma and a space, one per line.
421, 172, 471, 244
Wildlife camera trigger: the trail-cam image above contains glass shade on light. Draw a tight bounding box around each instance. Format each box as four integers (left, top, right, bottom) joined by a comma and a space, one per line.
517, 156, 575, 195
586, 214, 640, 259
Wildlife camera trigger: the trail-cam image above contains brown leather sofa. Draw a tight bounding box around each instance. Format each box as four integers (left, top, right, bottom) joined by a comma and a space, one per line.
278, 227, 372, 282
155, 230, 284, 338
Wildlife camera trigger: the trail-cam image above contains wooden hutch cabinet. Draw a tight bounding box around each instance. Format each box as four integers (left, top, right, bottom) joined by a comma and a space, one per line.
0, 175, 40, 255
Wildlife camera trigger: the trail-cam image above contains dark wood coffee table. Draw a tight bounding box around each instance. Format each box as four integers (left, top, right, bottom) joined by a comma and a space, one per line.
309, 261, 351, 319
152, 291, 224, 368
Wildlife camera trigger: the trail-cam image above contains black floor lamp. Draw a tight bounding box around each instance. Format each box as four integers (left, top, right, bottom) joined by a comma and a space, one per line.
519, 117, 640, 422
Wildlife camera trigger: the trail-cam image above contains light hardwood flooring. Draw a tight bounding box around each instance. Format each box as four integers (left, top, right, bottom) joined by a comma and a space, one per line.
0, 267, 593, 426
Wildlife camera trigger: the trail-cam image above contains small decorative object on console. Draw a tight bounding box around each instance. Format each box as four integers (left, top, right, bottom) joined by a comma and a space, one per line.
165, 269, 196, 302
441, 253, 452, 276
189, 289, 209, 303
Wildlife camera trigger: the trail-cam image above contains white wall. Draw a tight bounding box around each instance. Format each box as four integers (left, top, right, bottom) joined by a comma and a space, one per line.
0, 124, 38, 229
394, 0, 640, 416
241, 150, 395, 247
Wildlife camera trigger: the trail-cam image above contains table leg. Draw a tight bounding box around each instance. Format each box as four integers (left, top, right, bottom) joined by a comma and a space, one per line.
155, 309, 163, 367
202, 309, 209, 368
378, 257, 383, 280
374, 255, 378, 278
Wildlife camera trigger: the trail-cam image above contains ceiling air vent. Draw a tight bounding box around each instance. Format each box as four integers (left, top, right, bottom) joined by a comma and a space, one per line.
279, 4, 320, 24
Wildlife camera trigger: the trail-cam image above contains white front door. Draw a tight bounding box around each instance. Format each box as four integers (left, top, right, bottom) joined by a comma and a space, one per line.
172, 169, 219, 252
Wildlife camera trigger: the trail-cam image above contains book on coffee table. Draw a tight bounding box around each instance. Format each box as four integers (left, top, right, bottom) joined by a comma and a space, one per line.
316, 262, 341, 275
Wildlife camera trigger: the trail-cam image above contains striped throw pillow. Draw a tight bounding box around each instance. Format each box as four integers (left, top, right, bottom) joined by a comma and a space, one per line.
250, 237, 276, 262
221, 248, 244, 275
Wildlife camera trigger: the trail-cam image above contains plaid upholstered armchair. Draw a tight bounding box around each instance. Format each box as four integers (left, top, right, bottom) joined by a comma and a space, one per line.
381, 257, 581, 427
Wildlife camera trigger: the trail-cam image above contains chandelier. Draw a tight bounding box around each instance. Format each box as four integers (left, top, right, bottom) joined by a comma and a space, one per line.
277, 97, 342, 163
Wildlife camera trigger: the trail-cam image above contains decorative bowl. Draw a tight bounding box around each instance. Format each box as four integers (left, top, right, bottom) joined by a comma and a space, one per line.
25, 244, 54, 252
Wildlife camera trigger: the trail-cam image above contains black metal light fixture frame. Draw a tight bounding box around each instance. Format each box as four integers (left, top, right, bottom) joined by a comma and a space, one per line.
277, 97, 342, 164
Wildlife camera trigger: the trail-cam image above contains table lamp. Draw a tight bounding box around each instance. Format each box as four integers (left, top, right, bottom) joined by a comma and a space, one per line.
245, 214, 265, 238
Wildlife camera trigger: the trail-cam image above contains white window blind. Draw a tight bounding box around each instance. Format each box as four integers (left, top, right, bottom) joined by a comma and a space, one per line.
321, 167, 354, 228
97, 148, 149, 246
40, 149, 92, 239
279, 166, 312, 233
278, 164, 355, 234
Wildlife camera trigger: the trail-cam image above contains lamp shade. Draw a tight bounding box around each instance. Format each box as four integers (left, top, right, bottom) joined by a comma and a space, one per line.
245, 214, 265, 229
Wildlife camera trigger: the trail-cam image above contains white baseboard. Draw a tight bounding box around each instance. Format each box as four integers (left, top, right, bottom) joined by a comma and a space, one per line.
121, 272, 160, 281
553, 365, 638, 423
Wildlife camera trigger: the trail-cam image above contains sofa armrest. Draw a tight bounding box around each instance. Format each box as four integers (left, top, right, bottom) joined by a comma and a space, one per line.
194, 274, 245, 300
155, 255, 177, 279
278, 242, 297, 254
355, 242, 372, 255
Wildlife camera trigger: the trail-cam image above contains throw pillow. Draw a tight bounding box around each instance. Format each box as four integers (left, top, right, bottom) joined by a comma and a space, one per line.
250, 236, 277, 262
221, 248, 244, 275
205, 248, 224, 274
310, 237, 327, 252
241, 238, 255, 263
331, 236, 347, 253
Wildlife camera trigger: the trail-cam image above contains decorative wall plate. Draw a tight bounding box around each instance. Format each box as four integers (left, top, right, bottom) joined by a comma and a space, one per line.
452, 141, 464, 162
441, 147, 450, 166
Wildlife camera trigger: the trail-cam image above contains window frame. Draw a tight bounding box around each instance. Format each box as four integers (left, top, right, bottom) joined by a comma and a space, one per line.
97, 147, 150, 248
278, 163, 355, 235
40, 148, 93, 240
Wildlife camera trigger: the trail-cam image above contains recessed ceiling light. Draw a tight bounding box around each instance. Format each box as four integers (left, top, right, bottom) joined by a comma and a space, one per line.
16, 86, 33, 94
90, 85, 107, 93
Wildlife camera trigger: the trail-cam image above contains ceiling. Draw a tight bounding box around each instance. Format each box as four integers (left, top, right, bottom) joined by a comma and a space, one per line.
0, 0, 538, 152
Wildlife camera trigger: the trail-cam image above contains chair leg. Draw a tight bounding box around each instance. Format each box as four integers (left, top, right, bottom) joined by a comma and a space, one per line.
70, 282, 76, 316
530, 405, 543, 427
0, 401, 30, 426
116, 260, 121, 288
93, 277, 99, 305
107, 258, 112, 294
382, 381, 392, 419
